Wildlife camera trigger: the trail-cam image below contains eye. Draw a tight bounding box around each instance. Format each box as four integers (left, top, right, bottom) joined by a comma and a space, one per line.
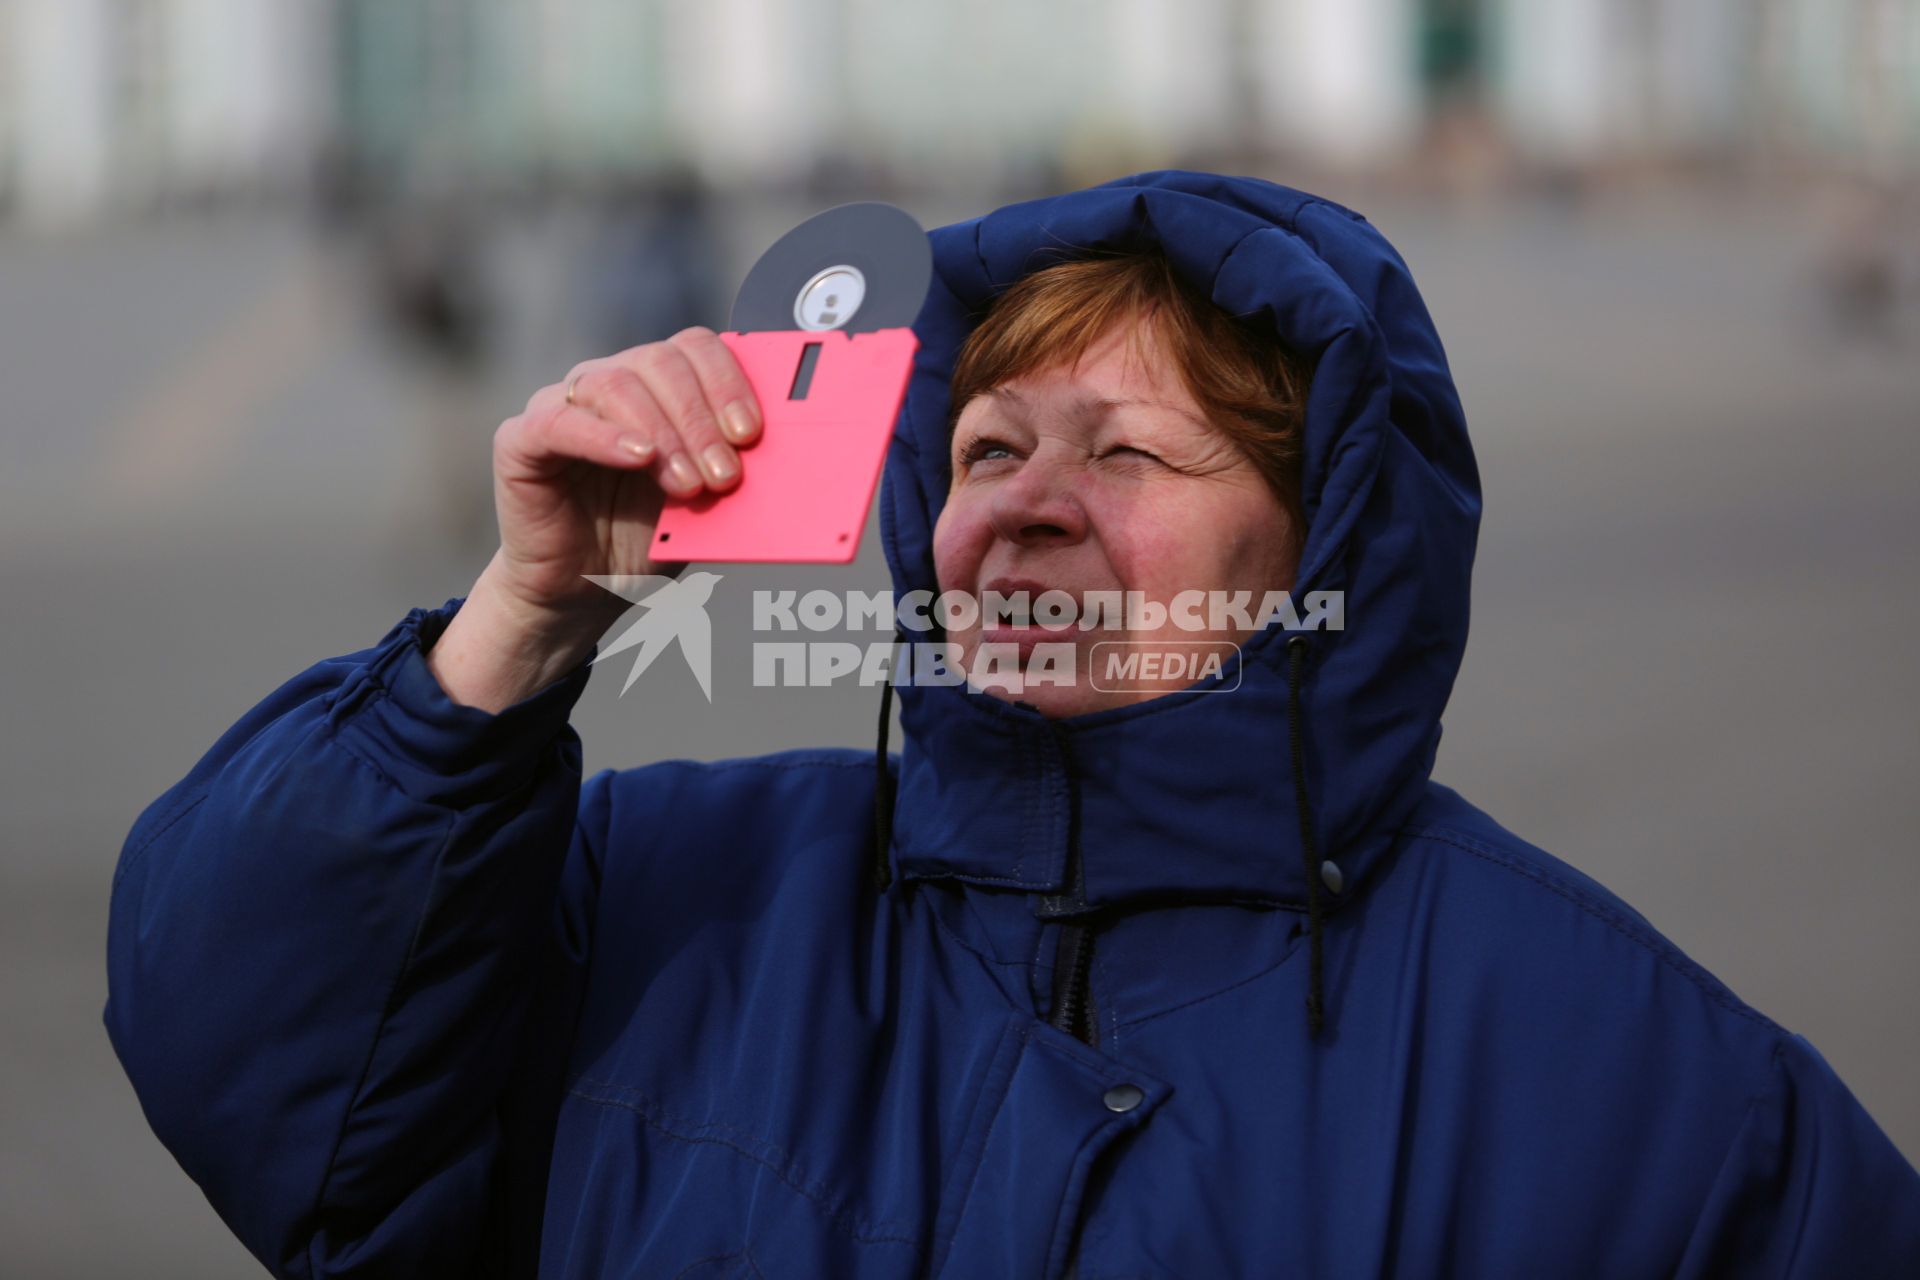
1101, 444, 1158, 463
958, 436, 1013, 465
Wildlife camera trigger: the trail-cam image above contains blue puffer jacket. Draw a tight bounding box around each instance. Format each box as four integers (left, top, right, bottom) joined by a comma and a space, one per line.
106, 172, 1920, 1278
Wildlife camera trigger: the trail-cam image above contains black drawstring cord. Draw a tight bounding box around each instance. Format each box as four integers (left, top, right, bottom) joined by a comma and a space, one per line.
871, 632, 904, 895
1287, 634, 1327, 1038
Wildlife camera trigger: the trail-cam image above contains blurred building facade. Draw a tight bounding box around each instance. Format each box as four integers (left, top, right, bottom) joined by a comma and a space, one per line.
0, 0, 1915, 227
0, 0, 333, 223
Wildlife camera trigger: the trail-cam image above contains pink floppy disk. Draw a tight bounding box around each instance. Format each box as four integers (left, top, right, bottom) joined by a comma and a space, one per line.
650, 201, 931, 565
649, 328, 917, 564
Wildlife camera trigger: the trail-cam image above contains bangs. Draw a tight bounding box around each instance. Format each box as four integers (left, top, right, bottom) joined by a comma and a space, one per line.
944, 249, 1312, 533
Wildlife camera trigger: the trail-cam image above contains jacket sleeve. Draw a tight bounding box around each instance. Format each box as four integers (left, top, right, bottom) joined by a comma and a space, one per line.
104, 596, 613, 1278
1675, 1030, 1920, 1276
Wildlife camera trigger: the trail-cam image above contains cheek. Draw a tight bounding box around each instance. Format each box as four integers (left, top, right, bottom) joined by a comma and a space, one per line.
1104, 487, 1292, 600
931, 497, 985, 592
1099, 525, 1181, 596
1093, 488, 1215, 595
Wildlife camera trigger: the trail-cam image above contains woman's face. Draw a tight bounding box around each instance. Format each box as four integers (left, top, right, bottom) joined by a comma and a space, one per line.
933, 318, 1299, 718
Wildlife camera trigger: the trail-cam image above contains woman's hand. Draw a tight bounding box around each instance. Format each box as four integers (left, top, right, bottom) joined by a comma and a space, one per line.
429, 327, 763, 712
494, 325, 762, 614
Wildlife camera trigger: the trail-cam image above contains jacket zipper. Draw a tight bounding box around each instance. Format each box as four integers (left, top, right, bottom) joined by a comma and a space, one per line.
1026, 704, 1099, 1051
1048, 920, 1098, 1047
1027, 708, 1099, 1277
1049, 922, 1096, 1278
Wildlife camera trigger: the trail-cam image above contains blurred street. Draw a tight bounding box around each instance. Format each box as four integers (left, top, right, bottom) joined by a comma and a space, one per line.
2, 179, 1917, 1274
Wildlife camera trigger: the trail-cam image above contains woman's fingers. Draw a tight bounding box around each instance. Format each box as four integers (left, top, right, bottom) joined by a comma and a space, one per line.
618, 339, 744, 492
495, 381, 649, 479
668, 326, 763, 447
498, 335, 760, 496
565, 363, 709, 496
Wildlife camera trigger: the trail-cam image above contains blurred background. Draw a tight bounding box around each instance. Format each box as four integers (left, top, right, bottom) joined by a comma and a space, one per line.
2, 0, 1917, 1272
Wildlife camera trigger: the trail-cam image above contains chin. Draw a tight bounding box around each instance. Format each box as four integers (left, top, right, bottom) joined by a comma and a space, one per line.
973, 681, 1126, 720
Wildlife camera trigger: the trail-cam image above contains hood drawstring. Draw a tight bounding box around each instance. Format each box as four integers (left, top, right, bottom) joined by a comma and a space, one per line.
871, 631, 904, 895
1286, 634, 1327, 1038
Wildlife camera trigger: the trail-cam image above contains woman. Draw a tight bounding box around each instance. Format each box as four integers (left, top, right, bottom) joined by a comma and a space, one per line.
106, 171, 1920, 1277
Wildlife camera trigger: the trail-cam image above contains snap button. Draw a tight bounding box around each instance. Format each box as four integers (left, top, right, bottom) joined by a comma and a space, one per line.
1320, 860, 1344, 894
1103, 1083, 1145, 1113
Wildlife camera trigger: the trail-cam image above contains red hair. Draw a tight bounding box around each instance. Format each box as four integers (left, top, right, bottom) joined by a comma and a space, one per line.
947, 250, 1311, 536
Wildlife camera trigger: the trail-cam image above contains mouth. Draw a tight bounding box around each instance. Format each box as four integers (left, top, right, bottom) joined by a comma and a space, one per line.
976, 623, 1087, 660
979, 577, 1080, 624
974, 578, 1096, 651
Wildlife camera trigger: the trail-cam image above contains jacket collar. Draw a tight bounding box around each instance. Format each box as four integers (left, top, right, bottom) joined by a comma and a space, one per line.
887, 621, 1432, 917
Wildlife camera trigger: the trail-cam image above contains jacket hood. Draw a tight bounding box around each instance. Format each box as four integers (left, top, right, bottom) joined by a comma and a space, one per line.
873, 171, 1481, 998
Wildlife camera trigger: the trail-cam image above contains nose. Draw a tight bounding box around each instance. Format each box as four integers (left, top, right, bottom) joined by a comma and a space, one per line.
987, 449, 1087, 547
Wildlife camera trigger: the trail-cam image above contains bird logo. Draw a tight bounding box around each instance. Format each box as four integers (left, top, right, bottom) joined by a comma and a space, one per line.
582, 571, 725, 700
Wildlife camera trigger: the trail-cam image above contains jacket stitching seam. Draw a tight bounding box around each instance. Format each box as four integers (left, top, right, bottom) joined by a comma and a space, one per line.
567, 1086, 919, 1248
1096, 940, 1119, 1052
341, 655, 560, 801
1298, 196, 1366, 230
1758, 1036, 1787, 1120
1406, 825, 1784, 1035
931, 1027, 1030, 1275
1674, 1039, 1787, 1272
304, 796, 459, 1278
111, 788, 209, 891
322, 707, 467, 816
1018, 725, 1038, 882
925, 1017, 1026, 1273
1017, 724, 1031, 881
1206, 225, 1280, 306
1046, 1123, 1127, 1280
925, 903, 1032, 1015
906, 869, 1052, 889
1031, 911, 1052, 983
1033, 1018, 1140, 1078
566, 1074, 921, 1247
928, 898, 1029, 969
667, 1245, 769, 1280
671, 1249, 742, 1279
1111, 929, 1307, 1032
116, 704, 348, 892
572, 1074, 806, 1162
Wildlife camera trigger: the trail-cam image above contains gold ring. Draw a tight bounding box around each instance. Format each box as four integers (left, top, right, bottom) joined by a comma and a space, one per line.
565, 369, 586, 408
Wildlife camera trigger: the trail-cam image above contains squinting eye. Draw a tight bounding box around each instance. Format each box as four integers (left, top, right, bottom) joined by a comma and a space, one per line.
959, 438, 1012, 465
1103, 445, 1157, 462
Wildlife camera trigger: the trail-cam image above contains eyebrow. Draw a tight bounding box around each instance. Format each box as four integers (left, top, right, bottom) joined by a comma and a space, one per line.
981, 386, 1209, 430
